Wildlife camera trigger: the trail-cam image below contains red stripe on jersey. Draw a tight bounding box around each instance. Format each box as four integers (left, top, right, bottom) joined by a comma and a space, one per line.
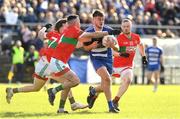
52, 67, 70, 77
33, 73, 48, 81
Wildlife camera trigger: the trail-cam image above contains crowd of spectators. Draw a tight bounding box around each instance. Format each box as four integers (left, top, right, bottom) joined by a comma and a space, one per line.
0, 0, 179, 52
0, 0, 179, 32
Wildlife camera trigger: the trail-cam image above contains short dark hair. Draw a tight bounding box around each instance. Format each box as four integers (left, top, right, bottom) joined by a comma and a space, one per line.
92, 9, 104, 17
67, 14, 79, 22
55, 18, 67, 31
122, 19, 132, 23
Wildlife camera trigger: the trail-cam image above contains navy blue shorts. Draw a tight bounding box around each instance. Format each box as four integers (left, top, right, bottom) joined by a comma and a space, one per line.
147, 65, 160, 72
91, 58, 113, 75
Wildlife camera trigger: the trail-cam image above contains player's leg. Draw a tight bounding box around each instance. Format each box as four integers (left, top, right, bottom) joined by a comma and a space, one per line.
147, 70, 153, 84
113, 68, 133, 111
6, 57, 49, 104
97, 66, 118, 113
47, 69, 80, 106
67, 90, 88, 111
57, 88, 70, 113
6, 77, 46, 104
153, 70, 160, 92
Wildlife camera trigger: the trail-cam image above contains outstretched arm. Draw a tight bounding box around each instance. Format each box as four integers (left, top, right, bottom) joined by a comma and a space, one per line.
78, 31, 109, 42
83, 41, 98, 51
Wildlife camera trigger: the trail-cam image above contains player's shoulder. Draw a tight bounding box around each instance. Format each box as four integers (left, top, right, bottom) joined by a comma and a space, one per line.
158, 46, 163, 51
103, 25, 113, 31
131, 32, 140, 38
85, 25, 94, 32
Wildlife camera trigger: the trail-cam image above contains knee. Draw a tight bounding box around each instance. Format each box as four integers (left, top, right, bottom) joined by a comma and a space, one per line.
102, 76, 111, 85
33, 87, 41, 92
73, 77, 80, 87
124, 78, 131, 85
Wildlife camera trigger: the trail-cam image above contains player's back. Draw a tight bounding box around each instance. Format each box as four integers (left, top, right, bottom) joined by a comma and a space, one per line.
45, 30, 61, 62
52, 25, 81, 63
146, 46, 162, 66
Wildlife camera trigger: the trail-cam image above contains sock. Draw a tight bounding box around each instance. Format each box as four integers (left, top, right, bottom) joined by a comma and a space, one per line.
113, 96, 120, 103
108, 101, 114, 110
52, 85, 64, 94
69, 97, 75, 104
13, 88, 19, 93
90, 88, 96, 95
59, 99, 66, 109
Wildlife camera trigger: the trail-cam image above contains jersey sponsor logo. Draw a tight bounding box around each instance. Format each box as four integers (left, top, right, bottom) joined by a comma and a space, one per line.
126, 46, 137, 52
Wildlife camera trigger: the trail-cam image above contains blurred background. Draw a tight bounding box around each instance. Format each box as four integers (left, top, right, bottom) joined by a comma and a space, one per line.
0, 0, 179, 84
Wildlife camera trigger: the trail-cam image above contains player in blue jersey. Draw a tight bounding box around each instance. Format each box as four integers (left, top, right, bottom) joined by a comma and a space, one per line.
83, 9, 119, 113
146, 37, 163, 92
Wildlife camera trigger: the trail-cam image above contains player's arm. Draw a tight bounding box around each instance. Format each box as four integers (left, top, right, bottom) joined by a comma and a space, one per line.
38, 23, 52, 39
160, 53, 163, 65
78, 31, 109, 42
112, 50, 120, 57
76, 41, 83, 48
138, 43, 146, 57
138, 43, 148, 65
108, 36, 119, 52
83, 41, 98, 51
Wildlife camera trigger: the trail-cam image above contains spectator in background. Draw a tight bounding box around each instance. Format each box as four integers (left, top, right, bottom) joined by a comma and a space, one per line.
18, 7, 27, 22
45, 11, 56, 24
4, 7, 18, 25
38, 12, 46, 23
20, 24, 32, 51
148, 13, 161, 34
55, 11, 64, 21
25, 45, 39, 76
11, 40, 24, 83
24, 7, 37, 23
146, 37, 163, 92
165, 29, 175, 38
135, 15, 145, 35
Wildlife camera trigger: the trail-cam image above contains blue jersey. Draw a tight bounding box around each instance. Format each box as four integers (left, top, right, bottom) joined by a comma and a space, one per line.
146, 46, 163, 71
85, 25, 113, 60
84, 25, 114, 74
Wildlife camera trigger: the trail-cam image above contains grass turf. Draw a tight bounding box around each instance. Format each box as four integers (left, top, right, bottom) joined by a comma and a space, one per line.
0, 84, 180, 119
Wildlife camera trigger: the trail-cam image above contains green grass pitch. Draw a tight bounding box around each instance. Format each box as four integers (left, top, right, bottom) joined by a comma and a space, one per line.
0, 84, 180, 119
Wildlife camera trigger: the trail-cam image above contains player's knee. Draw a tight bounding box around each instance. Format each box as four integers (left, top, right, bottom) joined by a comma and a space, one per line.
124, 78, 131, 85
33, 86, 41, 92
102, 77, 111, 86
72, 76, 80, 86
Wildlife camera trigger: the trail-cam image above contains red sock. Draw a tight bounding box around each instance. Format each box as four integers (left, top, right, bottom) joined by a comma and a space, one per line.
113, 96, 120, 103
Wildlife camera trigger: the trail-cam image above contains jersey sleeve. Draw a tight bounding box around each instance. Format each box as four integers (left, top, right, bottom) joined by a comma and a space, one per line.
46, 31, 53, 39
65, 27, 82, 39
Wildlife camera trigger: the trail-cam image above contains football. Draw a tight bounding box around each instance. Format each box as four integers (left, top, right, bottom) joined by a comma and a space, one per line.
102, 35, 116, 47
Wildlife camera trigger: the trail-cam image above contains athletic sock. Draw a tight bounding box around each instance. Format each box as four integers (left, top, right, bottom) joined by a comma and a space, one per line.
90, 88, 96, 95
113, 96, 120, 103
13, 88, 19, 93
59, 99, 66, 109
108, 100, 114, 110
69, 97, 75, 104
52, 85, 64, 94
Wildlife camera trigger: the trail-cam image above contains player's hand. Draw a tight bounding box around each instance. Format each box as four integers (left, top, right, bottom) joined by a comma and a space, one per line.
142, 56, 148, 65
44, 23, 52, 31
108, 29, 120, 35
91, 41, 98, 49
119, 52, 130, 58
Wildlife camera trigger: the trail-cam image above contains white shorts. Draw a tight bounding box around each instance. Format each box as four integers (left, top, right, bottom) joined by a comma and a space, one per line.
34, 56, 50, 81
49, 57, 70, 77
113, 66, 133, 81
